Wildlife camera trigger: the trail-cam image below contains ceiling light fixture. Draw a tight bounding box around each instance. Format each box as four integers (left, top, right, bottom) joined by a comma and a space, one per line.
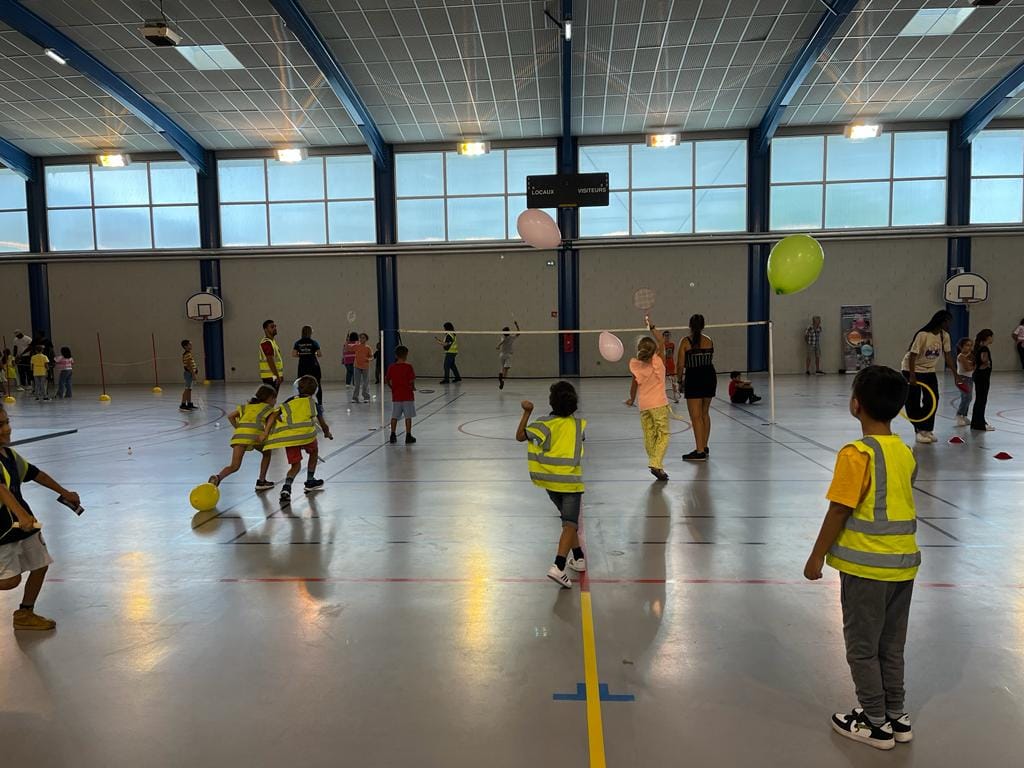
564, 21, 572, 40
843, 123, 882, 140
274, 148, 307, 163
646, 133, 680, 148
457, 140, 490, 156
97, 153, 130, 168
44, 48, 67, 65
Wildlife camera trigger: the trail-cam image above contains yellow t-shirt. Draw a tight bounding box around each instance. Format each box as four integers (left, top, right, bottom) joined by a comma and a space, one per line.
826, 446, 871, 509
31, 353, 48, 377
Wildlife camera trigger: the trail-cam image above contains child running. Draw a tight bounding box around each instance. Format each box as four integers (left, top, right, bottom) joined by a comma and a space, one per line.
662, 330, 679, 403
0, 404, 82, 630
496, 321, 521, 390
209, 384, 278, 491
263, 375, 333, 504
804, 366, 918, 751
180, 339, 198, 412
625, 322, 671, 482
386, 345, 417, 444
954, 337, 974, 427
516, 382, 587, 588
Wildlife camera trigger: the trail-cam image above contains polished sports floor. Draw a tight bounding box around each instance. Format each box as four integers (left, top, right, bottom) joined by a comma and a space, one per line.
2, 372, 1023, 767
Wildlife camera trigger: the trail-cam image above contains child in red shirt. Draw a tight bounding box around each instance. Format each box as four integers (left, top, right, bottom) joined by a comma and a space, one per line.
386, 346, 417, 444
662, 330, 679, 403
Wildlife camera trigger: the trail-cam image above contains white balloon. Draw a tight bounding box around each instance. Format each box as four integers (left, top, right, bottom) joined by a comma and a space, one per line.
598, 332, 624, 363
516, 209, 562, 249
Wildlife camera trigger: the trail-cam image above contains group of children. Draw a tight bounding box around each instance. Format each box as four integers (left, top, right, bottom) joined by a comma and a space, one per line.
2, 345, 74, 402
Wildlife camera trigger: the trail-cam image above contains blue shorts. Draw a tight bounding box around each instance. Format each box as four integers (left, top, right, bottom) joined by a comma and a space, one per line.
184, 370, 195, 388
391, 401, 416, 420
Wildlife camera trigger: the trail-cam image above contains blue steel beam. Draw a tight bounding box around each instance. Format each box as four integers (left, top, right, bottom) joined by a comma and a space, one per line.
752, 0, 859, 155
0, 135, 34, 180
954, 60, 1024, 147
0, 0, 207, 175
268, 0, 388, 169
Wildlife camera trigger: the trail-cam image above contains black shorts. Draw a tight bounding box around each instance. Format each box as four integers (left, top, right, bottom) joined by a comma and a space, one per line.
547, 491, 582, 528
262, 378, 281, 392
684, 367, 717, 399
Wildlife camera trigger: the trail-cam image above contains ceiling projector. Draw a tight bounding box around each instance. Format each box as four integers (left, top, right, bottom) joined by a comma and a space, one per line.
143, 22, 182, 47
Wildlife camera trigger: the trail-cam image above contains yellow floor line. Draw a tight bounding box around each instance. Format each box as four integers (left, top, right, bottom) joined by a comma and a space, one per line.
580, 591, 607, 768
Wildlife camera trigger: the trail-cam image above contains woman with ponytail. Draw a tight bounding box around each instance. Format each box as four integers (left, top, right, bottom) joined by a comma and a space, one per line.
900, 310, 961, 444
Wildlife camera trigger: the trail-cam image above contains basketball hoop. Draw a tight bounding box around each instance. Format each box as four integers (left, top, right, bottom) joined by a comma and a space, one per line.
185, 292, 224, 322
944, 272, 988, 311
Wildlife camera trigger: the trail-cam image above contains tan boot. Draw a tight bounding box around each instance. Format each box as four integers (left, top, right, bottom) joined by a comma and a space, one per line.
13, 609, 56, 631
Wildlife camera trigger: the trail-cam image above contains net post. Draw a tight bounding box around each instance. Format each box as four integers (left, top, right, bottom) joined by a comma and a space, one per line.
767, 320, 776, 425
151, 333, 161, 393
97, 332, 109, 401
380, 329, 386, 430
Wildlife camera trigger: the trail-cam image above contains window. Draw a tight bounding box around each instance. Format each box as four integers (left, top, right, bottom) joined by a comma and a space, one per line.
395, 147, 556, 242
970, 129, 1024, 224
578, 139, 747, 237
0, 168, 28, 253
45, 161, 200, 251
218, 155, 374, 246
770, 131, 947, 230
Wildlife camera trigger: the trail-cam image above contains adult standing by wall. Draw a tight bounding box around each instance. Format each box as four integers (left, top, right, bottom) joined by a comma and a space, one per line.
293, 325, 323, 405
1012, 317, 1024, 370
436, 322, 461, 384
900, 310, 961, 444
677, 314, 716, 463
259, 319, 283, 391
13, 330, 30, 389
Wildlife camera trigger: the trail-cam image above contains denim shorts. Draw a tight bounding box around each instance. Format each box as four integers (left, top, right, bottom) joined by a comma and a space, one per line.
547, 491, 582, 528
184, 370, 194, 388
391, 401, 417, 420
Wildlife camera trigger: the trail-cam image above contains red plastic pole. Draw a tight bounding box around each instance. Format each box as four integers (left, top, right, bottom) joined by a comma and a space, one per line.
151, 333, 160, 390
96, 332, 108, 396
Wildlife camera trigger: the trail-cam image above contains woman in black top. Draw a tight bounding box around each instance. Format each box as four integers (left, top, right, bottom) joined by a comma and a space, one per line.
292, 325, 323, 405
970, 328, 994, 432
676, 314, 716, 462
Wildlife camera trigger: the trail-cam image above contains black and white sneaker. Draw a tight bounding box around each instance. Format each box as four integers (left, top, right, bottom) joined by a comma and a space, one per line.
279, 488, 291, 505
682, 450, 707, 462
831, 709, 895, 750
888, 713, 913, 743
255, 479, 274, 492
304, 478, 325, 493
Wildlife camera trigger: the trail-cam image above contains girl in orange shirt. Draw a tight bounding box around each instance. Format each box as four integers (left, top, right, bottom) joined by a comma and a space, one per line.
625, 321, 671, 481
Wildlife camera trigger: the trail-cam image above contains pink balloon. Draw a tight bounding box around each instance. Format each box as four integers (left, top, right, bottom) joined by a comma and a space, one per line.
598, 332, 624, 363
516, 209, 562, 249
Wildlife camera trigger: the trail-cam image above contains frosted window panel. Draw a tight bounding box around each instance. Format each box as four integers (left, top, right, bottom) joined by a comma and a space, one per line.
893, 132, 946, 179
445, 151, 504, 195
507, 196, 556, 240
696, 140, 746, 186
396, 153, 443, 197
397, 198, 445, 241
268, 157, 325, 202
579, 191, 629, 236
448, 196, 505, 240
826, 135, 891, 181
269, 202, 326, 245
0, 169, 26, 210
771, 137, 824, 183
92, 165, 149, 206
0, 210, 28, 252
95, 207, 152, 250
631, 189, 692, 234
47, 208, 94, 250
328, 201, 375, 243
153, 206, 200, 248
219, 159, 266, 202
695, 187, 746, 232
972, 130, 1024, 177
221, 204, 269, 246
970, 178, 1024, 224
150, 161, 198, 204
45, 165, 92, 207
326, 155, 373, 199
770, 184, 823, 230
824, 182, 889, 228
579, 145, 629, 189
892, 180, 945, 226
631, 143, 692, 189
507, 147, 556, 194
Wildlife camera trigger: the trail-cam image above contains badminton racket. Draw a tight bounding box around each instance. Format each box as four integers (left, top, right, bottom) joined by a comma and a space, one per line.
633, 287, 656, 328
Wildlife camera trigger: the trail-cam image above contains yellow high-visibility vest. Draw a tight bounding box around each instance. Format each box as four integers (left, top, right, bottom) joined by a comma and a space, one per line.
526, 415, 586, 493
229, 402, 274, 448
258, 337, 283, 380
263, 396, 318, 450
827, 435, 920, 582
1, 448, 35, 541
446, 333, 458, 355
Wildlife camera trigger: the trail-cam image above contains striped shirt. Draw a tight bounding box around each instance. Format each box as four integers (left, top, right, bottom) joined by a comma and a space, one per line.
182, 351, 198, 373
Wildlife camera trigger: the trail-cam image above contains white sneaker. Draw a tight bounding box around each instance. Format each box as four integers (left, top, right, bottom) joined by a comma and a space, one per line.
567, 554, 586, 573
546, 565, 572, 589
889, 713, 913, 743
956, 415, 968, 427
985, 423, 995, 431
915, 432, 932, 444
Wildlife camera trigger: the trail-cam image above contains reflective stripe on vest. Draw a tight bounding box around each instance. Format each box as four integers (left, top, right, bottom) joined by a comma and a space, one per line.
259, 337, 283, 379
230, 403, 273, 446
827, 435, 920, 581
263, 396, 317, 449
527, 416, 585, 492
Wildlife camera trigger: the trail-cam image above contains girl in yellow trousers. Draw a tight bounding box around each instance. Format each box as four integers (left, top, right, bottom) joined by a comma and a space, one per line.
626, 321, 671, 482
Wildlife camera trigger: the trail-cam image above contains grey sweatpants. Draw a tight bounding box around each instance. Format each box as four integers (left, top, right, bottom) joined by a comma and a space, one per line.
840, 572, 914, 722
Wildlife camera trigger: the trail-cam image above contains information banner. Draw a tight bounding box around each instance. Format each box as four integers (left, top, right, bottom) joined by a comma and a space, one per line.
840, 305, 873, 372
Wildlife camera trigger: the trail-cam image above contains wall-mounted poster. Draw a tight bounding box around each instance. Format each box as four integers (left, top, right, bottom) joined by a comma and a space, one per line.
840, 305, 873, 372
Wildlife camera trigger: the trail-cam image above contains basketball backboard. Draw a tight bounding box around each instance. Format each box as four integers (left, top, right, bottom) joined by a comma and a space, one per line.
185, 292, 224, 322
944, 272, 988, 305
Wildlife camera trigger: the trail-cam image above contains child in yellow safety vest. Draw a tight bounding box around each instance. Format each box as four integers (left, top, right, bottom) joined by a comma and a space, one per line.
208, 384, 278, 492
516, 381, 586, 589
804, 366, 919, 752
262, 375, 333, 504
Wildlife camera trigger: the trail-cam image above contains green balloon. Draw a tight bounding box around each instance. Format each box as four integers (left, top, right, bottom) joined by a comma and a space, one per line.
767, 234, 824, 295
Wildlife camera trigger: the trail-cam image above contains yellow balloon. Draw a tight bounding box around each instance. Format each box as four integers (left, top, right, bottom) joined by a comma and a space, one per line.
767, 234, 824, 295
189, 482, 220, 512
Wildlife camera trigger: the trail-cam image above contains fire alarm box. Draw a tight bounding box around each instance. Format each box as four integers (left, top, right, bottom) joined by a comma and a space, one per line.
562, 333, 575, 353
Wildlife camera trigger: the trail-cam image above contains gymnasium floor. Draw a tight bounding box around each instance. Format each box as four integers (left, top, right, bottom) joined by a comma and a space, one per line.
2, 373, 1023, 767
